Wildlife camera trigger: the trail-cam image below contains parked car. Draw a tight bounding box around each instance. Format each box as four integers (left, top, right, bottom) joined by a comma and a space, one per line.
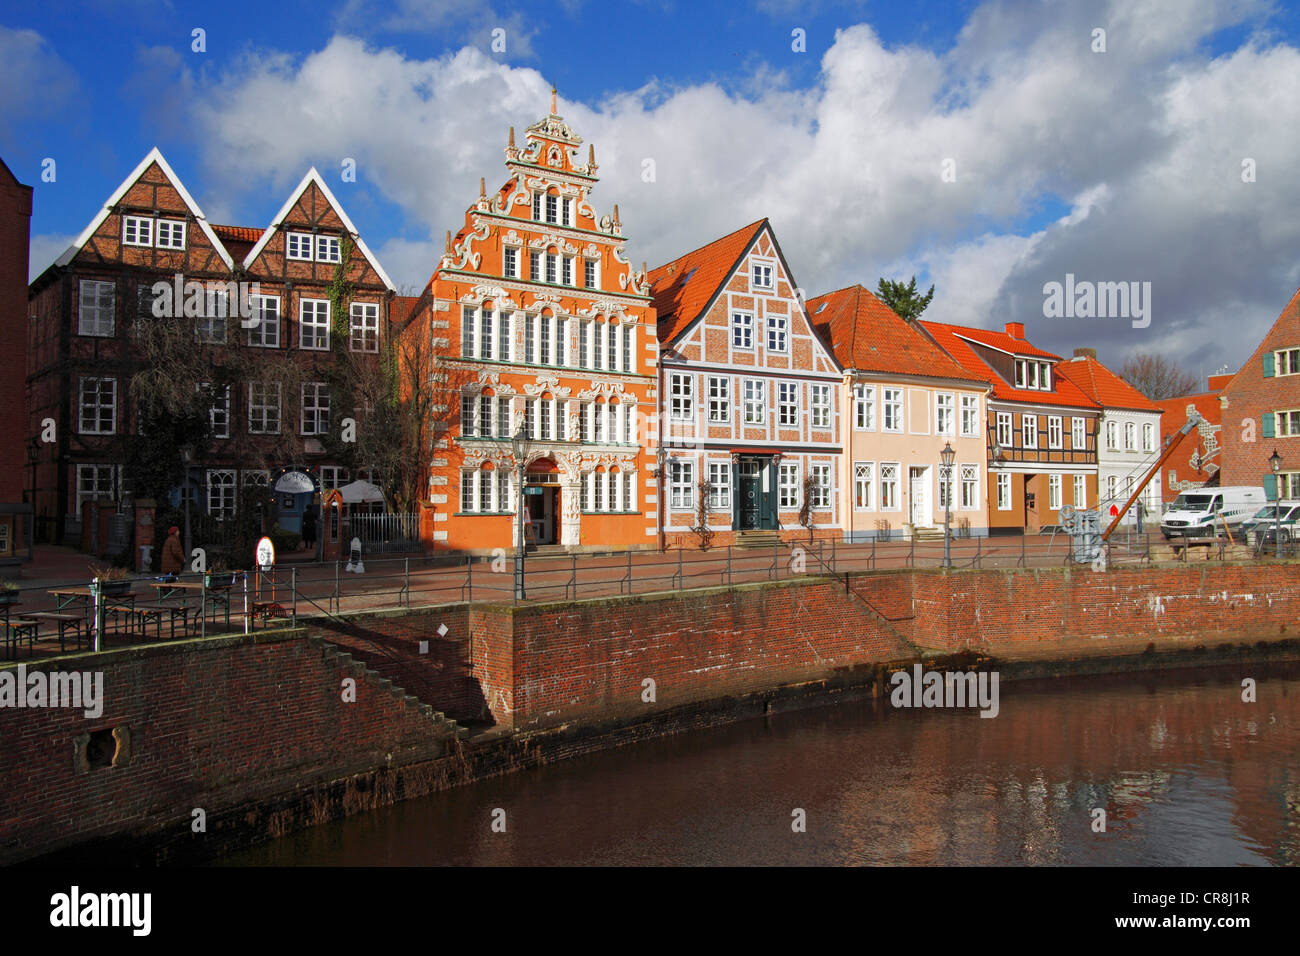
1242, 501, 1300, 549
1160, 487, 1267, 539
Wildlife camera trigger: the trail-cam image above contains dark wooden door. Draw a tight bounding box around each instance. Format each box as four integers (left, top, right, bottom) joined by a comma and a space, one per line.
738, 459, 761, 530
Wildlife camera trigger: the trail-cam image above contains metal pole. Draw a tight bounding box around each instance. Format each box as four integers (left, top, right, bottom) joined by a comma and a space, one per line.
943, 482, 952, 569
515, 464, 526, 600
243, 572, 249, 635
291, 568, 297, 624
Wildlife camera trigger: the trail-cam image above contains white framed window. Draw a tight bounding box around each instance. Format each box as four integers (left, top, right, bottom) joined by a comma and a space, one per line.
960, 464, 978, 510
1275, 347, 1300, 376
708, 461, 731, 510
855, 385, 875, 430
670, 460, 694, 510
670, 374, 693, 421
732, 311, 753, 349
1275, 409, 1300, 437
319, 466, 350, 492
1107, 475, 1118, 500
78, 377, 116, 434
460, 394, 479, 438
122, 216, 152, 247
938, 465, 954, 509
997, 472, 1011, 511
1072, 417, 1086, 449
811, 464, 831, 508
503, 247, 518, 278
315, 235, 341, 264
767, 313, 787, 352
1143, 422, 1156, 452
529, 251, 541, 281
300, 299, 330, 350
960, 395, 979, 437
207, 470, 236, 521
195, 291, 227, 344
779, 462, 801, 509
585, 259, 599, 289
1073, 474, 1086, 507
301, 382, 330, 436
350, 303, 380, 352
202, 383, 230, 438
1013, 359, 1052, 391
242, 470, 270, 489
811, 385, 831, 429
996, 412, 1013, 447
936, 393, 954, 436
1048, 474, 1062, 511
708, 376, 730, 423
1106, 420, 1118, 451
880, 462, 900, 510
854, 462, 874, 510
155, 219, 186, 250
78, 280, 115, 337
779, 382, 798, 427
286, 232, 314, 260
76, 464, 119, 512
248, 295, 280, 347
562, 257, 573, 286
1048, 416, 1063, 449
883, 388, 903, 432
1022, 414, 1038, 449
248, 383, 281, 434
1124, 421, 1136, 451
743, 380, 765, 424
752, 263, 774, 290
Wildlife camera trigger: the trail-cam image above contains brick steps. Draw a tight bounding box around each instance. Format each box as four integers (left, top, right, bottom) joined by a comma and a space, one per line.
310, 635, 468, 741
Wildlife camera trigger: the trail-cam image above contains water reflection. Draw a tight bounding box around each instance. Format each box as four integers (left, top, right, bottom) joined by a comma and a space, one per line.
220, 665, 1299, 866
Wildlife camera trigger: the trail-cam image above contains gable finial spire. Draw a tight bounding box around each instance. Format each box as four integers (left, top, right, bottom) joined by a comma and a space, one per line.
445, 230, 452, 253
551, 85, 557, 114
479, 177, 486, 199
508, 126, 515, 148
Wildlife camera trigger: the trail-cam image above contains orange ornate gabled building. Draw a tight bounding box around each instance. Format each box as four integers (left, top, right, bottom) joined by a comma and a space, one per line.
418, 93, 659, 552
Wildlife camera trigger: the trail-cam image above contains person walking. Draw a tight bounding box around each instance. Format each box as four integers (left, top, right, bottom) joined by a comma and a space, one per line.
302, 508, 318, 551
1135, 497, 1146, 534
161, 525, 184, 576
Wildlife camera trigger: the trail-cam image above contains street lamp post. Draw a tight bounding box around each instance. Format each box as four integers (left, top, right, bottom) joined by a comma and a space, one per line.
1269, 448, 1283, 556
179, 443, 194, 565
512, 424, 529, 599
940, 441, 955, 568
655, 443, 668, 553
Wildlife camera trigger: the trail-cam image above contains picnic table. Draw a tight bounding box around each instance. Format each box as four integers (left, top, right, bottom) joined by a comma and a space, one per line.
151, 580, 232, 630
14, 611, 85, 654
47, 586, 138, 646
2, 601, 39, 659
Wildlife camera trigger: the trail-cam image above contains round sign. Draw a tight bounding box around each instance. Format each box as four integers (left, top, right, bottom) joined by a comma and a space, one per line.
255, 536, 276, 571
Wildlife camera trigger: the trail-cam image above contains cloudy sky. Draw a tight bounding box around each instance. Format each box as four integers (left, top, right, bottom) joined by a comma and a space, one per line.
6, 0, 1300, 380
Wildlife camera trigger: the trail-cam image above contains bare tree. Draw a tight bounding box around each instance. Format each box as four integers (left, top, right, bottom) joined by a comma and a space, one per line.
691, 478, 716, 551
1118, 353, 1200, 400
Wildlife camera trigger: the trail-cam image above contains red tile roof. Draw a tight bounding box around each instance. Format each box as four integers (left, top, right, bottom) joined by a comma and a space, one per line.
807, 285, 983, 384
648, 220, 765, 345
211, 224, 264, 243
1056, 355, 1162, 413
920, 320, 1099, 409
947, 325, 1061, 361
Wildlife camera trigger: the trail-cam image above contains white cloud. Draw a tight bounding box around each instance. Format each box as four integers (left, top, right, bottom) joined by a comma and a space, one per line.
160, 0, 1300, 372
29, 233, 76, 283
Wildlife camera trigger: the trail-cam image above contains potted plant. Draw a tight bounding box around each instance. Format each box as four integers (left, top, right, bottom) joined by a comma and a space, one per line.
204, 557, 235, 590
0, 580, 19, 606
89, 564, 132, 596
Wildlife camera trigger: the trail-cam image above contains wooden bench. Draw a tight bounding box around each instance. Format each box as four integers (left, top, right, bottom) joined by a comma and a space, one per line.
123, 602, 192, 640
4, 619, 39, 658
250, 602, 290, 629
15, 612, 85, 653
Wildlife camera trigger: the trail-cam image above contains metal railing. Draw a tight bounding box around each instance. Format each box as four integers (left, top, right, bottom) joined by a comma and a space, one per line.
343, 513, 420, 554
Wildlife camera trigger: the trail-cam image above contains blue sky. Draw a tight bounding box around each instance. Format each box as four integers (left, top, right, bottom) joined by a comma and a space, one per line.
6, 0, 1300, 376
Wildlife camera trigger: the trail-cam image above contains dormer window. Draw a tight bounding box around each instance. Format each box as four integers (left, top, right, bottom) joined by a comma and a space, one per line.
1013, 358, 1052, 390
123, 215, 186, 250
752, 263, 774, 290
286, 232, 313, 260
315, 235, 341, 263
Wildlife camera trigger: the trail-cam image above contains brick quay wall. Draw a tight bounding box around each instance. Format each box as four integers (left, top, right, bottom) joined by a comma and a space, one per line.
4, 562, 1296, 863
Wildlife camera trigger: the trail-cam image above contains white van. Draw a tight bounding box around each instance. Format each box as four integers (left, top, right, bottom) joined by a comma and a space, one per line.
1160, 486, 1267, 539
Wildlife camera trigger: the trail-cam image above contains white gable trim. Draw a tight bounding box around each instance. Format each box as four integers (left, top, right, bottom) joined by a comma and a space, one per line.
55, 147, 233, 269
242, 167, 395, 291
753, 222, 843, 374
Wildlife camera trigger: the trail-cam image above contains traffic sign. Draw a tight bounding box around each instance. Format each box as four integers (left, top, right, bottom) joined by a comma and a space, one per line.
255, 536, 275, 571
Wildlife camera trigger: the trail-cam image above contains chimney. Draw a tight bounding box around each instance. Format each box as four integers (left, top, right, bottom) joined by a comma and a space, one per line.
1073, 347, 1097, 360
1005, 322, 1025, 339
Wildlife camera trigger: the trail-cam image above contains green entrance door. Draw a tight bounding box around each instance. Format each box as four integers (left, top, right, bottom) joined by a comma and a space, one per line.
737, 459, 762, 530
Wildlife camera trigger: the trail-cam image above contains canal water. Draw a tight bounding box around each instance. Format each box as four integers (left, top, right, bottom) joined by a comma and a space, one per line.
220, 664, 1300, 866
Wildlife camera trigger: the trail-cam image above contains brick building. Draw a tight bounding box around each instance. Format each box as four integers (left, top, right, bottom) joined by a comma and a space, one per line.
1152, 373, 1232, 495
1056, 347, 1164, 523
1219, 288, 1300, 498
649, 220, 842, 546
416, 96, 659, 552
807, 284, 990, 540
921, 321, 1100, 533
26, 148, 396, 548
0, 157, 33, 566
